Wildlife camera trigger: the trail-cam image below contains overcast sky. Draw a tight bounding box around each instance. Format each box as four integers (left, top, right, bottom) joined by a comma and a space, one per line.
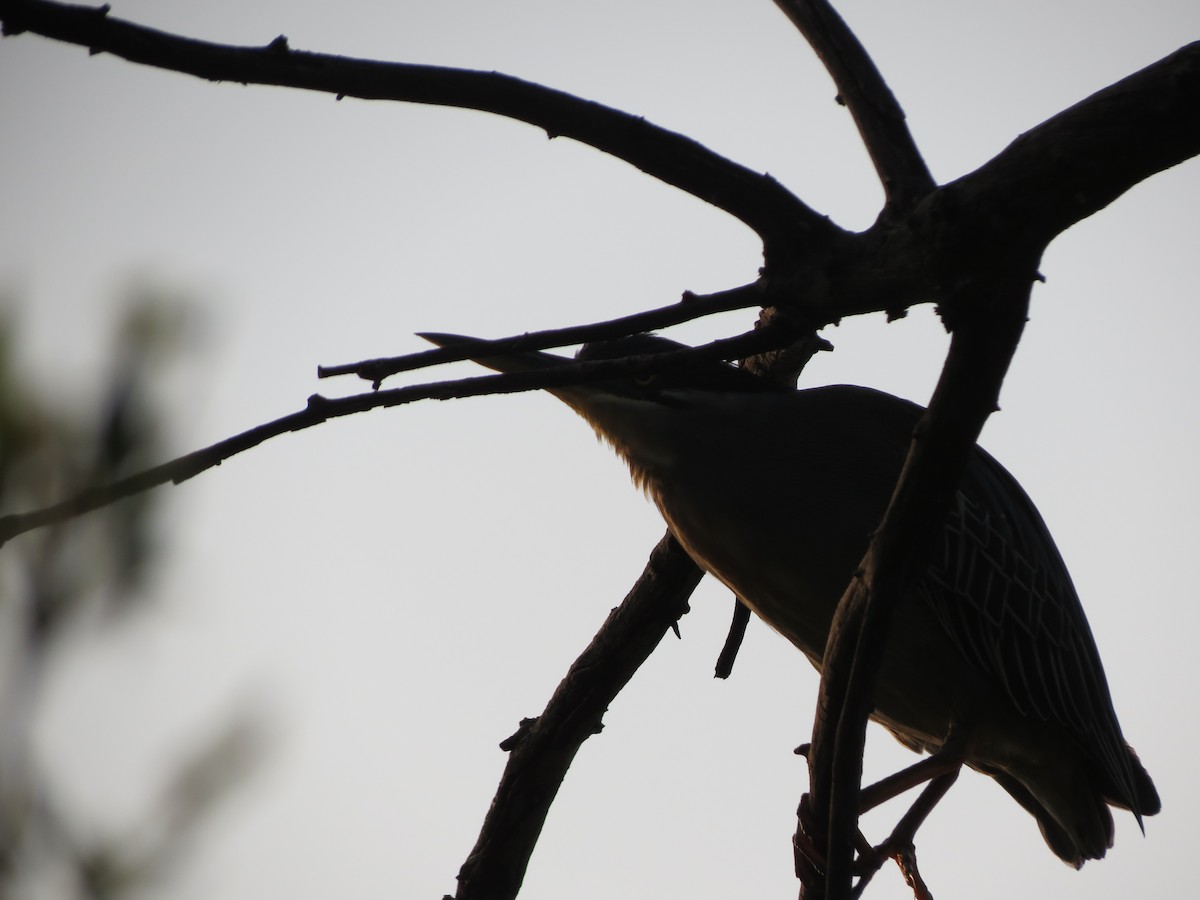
2, 2, 1198, 899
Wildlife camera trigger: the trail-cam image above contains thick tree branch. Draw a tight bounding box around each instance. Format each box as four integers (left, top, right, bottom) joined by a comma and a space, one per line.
450, 532, 703, 900
768, 40, 1200, 326
802, 269, 1035, 900
773, 0, 935, 210
944, 40, 1200, 250
2, 2, 1195, 330
0, 0, 832, 257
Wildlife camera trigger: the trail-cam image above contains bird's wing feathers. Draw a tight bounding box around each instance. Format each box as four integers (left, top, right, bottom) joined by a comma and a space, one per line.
918, 451, 1141, 811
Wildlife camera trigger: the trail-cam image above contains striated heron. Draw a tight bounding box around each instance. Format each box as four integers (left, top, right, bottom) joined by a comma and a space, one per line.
422, 331, 1159, 867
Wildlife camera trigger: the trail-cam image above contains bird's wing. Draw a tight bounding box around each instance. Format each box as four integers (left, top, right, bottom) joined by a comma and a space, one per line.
917, 450, 1141, 811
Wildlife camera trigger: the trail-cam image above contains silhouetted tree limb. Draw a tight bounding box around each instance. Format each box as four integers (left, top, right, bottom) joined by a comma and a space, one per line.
0, 0, 828, 256
803, 270, 1035, 900
450, 533, 703, 900
0, 325, 793, 548
789, 40, 1200, 326
317, 282, 765, 386
773, 0, 935, 210
1, 1, 1195, 317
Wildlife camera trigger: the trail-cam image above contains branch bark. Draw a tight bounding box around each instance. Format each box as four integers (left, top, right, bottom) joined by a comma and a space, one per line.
0, 0, 830, 256
2, 2, 1195, 324
773, 0, 935, 210
317, 282, 766, 386
450, 533, 703, 900
788, 40, 1200, 325
802, 268, 1035, 900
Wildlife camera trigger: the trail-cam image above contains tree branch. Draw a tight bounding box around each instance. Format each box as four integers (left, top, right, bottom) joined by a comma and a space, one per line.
773, 0, 934, 210
3, 1, 1194, 329
0, 0, 833, 256
943, 40, 1200, 250
450, 532, 703, 900
803, 267, 1036, 900
317, 281, 767, 387
784, 40, 1200, 325
0, 326, 798, 548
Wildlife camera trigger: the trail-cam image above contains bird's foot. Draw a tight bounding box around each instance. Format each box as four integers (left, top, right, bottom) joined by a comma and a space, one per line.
795, 739, 964, 899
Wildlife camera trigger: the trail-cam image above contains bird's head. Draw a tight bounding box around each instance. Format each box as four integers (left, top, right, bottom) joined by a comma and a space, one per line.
418, 332, 786, 490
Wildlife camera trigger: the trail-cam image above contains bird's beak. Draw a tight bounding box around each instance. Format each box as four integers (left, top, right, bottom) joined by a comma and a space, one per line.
416, 332, 653, 441
417, 332, 572, 379
419, 330, 677, 488
418, 332, 629, 414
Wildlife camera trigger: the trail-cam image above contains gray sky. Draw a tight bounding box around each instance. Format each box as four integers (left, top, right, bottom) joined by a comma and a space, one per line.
2, 1, 1198, 898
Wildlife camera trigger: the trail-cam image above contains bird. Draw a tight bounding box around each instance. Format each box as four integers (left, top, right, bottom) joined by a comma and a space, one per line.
420, 331, 1159, 867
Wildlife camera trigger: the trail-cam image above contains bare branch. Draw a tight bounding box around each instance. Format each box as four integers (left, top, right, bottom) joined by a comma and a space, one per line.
3, 2, 1194, 332
802, 269, 1035, 900
792, 41, 1200, 325
943, 40, 1200, 249
451, 532, 703, 900
773, 0, 934, 209
0, 326, 798, 547
0, 0, 833, 255
318, 281, 768, 386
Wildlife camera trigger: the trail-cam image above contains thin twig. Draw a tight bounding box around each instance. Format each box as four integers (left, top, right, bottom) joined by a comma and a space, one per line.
713, 598, 752, 679
773, 0, 934, 209
317, 282, 767, 386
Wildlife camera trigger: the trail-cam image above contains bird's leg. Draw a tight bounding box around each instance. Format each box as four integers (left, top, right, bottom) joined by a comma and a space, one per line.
713, 597, 751, 679
796, 733, 967, 897
878, 763, 961, 850
846, 769, 959, 900
853, 736, 964, 898
857, 747, 964, 814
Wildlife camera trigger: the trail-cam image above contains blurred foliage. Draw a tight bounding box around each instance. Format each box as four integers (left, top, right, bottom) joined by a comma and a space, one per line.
0, 289, 258, 900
